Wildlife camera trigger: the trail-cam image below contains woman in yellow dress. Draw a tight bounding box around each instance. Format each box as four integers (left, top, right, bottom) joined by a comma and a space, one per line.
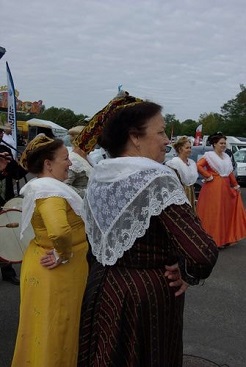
11, 134, 88, 367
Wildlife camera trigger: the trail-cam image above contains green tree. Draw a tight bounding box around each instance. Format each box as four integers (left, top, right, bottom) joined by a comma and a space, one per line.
76, 114, 89, 126
37, 107, 87, 130
220, 84, 246, 137
198, 113, 223, 135
164, 114, 181, 139
180, 119, 197, 136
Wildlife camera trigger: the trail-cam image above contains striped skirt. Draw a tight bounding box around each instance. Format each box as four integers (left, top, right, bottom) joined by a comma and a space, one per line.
77, 260, 184, 367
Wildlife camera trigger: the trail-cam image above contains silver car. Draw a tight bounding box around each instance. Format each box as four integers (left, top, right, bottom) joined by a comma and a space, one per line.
234, 148, 246, 185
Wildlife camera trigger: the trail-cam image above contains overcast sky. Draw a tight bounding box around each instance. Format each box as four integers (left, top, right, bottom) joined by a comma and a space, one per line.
0, 0, 245, 122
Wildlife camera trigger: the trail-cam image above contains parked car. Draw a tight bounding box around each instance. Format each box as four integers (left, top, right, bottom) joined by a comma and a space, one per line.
189, 146, 213, 198
164, 144, 177, 162
233, 148, 246, 185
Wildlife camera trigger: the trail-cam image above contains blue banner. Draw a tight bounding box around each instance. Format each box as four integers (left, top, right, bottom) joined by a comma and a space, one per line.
6, 62, 17, 158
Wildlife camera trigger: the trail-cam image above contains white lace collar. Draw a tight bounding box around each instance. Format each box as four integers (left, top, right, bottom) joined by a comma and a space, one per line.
204, 151, 233, 176
69, 151, 92, 176
84, 156, 189, 266
20, 177, 84, 238
165, 157, 198, 185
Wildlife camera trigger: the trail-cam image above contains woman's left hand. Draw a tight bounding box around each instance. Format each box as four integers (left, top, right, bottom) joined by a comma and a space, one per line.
165, 263, 189, 297
233, 185, 241, 193
40, 250, 61, 269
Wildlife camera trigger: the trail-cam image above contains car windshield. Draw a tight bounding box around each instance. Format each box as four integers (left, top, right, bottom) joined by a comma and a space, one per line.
234, 150, 246, 163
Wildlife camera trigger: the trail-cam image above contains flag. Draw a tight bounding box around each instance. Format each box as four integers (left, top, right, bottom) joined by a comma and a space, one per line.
194, 124, 202, 146
170, 123, 174, 142
6, 62, 17, 159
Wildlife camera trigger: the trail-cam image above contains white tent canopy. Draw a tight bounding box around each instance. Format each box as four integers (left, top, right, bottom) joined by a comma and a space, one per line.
27, 118, 67, 130
26, 118, 67, 138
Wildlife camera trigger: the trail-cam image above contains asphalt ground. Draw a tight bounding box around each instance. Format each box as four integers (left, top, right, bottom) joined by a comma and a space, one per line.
0, 187, 246, 367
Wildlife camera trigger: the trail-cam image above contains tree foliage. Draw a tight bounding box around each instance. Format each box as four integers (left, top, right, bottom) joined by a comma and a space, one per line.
180, 119, 197, 136
198, 113, 223, 135
220, 84, 246, 136
37, 107, 88, 130
164, 114, 181, 139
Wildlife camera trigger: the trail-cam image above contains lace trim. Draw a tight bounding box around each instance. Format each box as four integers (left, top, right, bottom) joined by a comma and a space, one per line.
204, 151, 233, 176
84, 169, 189, 266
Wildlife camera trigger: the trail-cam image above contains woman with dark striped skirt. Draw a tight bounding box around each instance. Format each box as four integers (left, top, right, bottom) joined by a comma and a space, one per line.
77, 96, 218, 367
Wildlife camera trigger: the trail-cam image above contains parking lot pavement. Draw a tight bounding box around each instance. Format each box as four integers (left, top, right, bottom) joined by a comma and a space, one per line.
184, 238, 246, 367
183, 186, 246, 367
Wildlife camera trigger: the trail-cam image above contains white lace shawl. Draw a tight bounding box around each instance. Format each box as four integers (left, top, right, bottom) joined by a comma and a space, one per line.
69, 151, 92, 177
204, 151, 233, 176
165, 157, 198, 186
84, 156, 189, 266
20, 177, 84, 239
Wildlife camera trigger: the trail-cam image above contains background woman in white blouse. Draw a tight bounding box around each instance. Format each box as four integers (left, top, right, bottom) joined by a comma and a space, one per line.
166, 136, 198, 213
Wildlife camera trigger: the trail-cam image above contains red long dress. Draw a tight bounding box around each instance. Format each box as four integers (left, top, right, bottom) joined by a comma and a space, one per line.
196, 157, 246, 247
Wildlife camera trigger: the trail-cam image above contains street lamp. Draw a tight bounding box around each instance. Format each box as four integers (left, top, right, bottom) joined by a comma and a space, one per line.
0, 46, 6, 60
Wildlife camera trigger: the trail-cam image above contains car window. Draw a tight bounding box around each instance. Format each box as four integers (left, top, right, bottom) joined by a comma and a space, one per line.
234, 151, 246, 163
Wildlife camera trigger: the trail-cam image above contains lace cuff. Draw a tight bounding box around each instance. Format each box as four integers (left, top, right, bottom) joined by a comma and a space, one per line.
52, 249, 73, 264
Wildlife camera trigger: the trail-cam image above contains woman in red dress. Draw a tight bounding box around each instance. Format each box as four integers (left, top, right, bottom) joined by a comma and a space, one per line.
196, 132, 246, 248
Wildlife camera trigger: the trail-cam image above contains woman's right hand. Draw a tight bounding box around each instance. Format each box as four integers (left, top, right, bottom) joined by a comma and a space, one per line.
164, 263, 189, 297
40, 249, 62, 269
204, 175, 213, 183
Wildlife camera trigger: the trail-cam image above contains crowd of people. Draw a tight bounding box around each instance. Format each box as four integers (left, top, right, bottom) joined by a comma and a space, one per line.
0, 90, 245, 366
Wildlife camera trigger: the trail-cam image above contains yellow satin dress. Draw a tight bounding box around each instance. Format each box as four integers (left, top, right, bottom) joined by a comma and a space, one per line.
11, 197, 88, 367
